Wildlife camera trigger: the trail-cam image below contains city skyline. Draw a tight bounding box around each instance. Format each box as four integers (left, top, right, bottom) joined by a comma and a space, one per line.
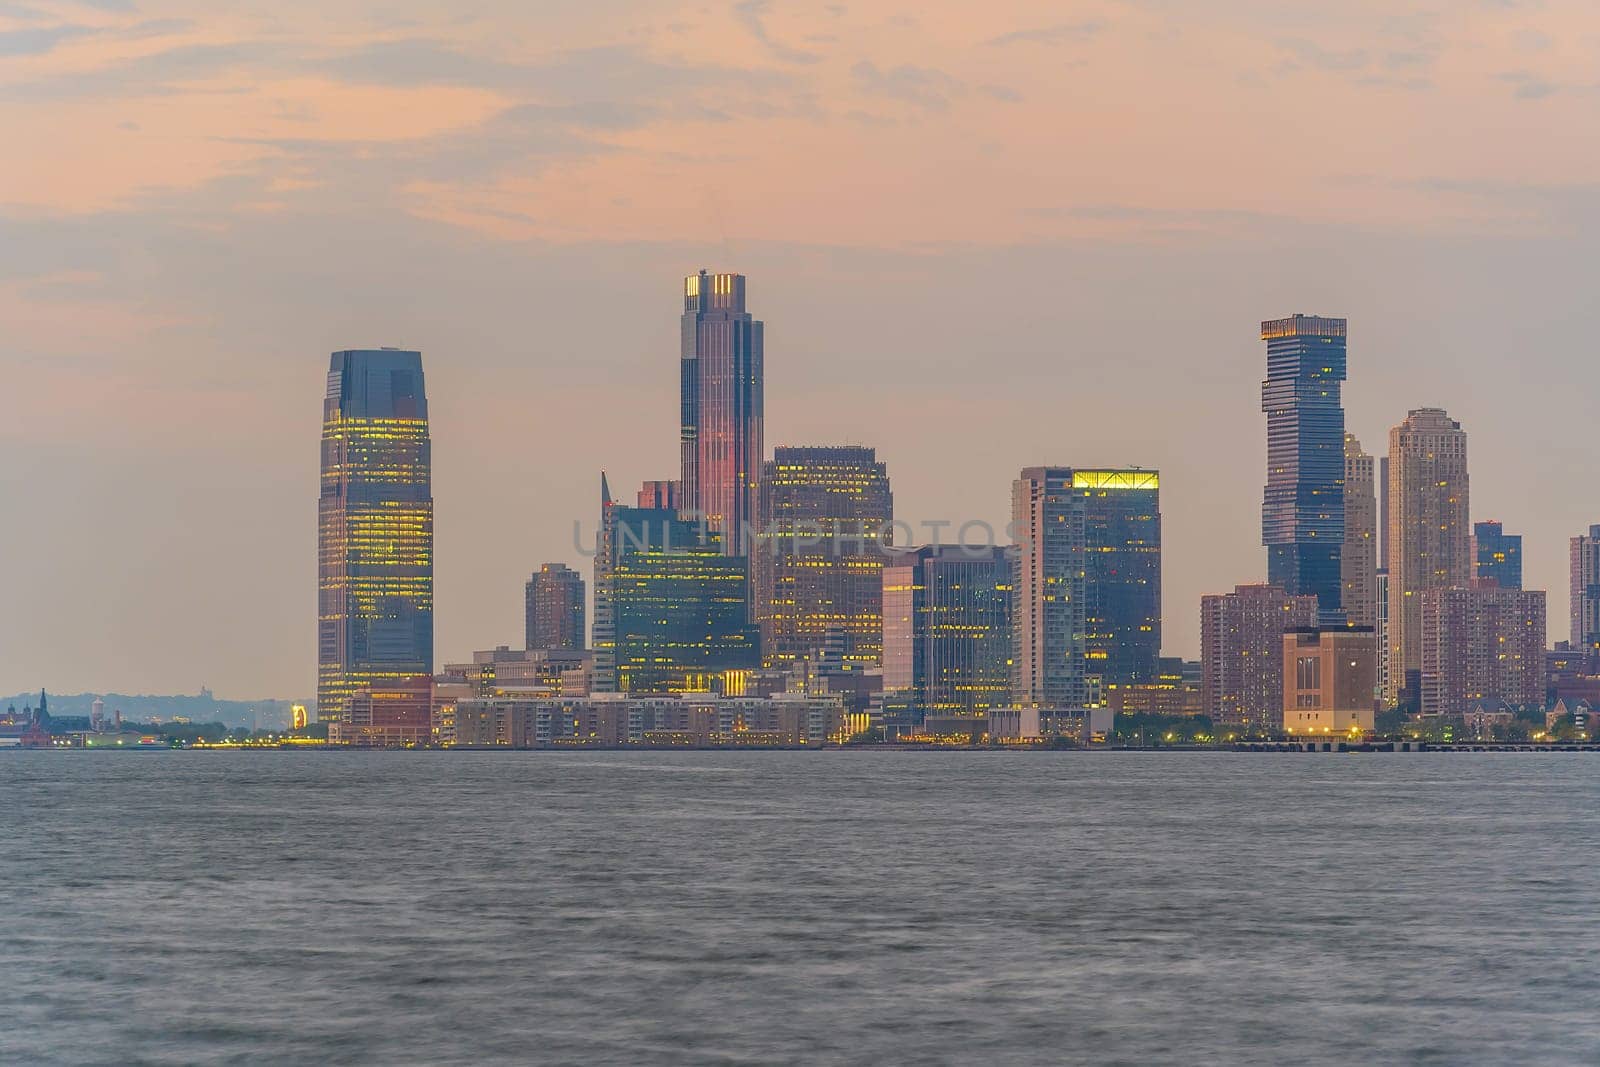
7, 2, 1600, 699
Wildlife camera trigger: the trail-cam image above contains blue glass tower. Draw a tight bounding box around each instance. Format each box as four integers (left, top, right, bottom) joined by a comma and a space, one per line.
1261, 315, 1346, 624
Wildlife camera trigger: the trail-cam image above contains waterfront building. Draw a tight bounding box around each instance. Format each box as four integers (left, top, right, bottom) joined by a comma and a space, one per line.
591, 491, 759, 695
1011, 467, 1161, 707
329, 676, 468, 747
1342, 433, 1378, 629
1473, 521, 1523, 591
1282, 627, 1378, 735
881, 545, 1013, 718
1570, 525, 1600, 652
1420, 582, 1546, 717
1106, 658, 1204, 718
680, 270, 763, 554
317, 349, 434, 723
450, 693, 843, 748
525, 563, 586, 651
755, 446, 894, 670
1375, 569, 1391, 702
1201, 584, 1320, 732
1261, 314, 1347, 623
1386, 408, 1470, 705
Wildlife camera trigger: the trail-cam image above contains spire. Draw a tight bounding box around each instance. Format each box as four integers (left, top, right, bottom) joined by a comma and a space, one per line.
600, 470, 612, 508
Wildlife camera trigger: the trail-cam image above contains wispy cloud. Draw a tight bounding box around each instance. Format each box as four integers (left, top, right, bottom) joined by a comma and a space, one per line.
985, 20, 1104, 47
734, 0, 822, 64
851, 60, 962, 112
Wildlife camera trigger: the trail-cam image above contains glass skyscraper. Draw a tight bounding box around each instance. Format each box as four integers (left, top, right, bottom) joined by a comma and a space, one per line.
317, 348, 433, 722
1012, 467, 1161, 707
680, 270, 764, 555
756, 446, 893, 670
592, 486, 760, 695
1261, 314, 1347, 623
882, 545, 1013, 717
1472, 520, 1522, 590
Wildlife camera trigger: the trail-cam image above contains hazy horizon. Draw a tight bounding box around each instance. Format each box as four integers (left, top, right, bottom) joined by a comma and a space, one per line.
5, 1, 1600, 699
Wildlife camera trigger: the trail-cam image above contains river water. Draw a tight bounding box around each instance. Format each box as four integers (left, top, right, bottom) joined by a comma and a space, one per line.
2, 750, 1597, 1064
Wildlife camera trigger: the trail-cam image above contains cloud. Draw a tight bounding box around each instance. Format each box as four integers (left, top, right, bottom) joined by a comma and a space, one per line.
0, 24, 92, 56
1499, 70, 1558, 100
734, 0, 822, 64
985, 20, 1104, 47
851, 60, 962, 112
1279, 38, 1369, 72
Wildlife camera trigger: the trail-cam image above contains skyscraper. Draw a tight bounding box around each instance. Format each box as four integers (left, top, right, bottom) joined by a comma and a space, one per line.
882, 545, 1013, 717
591, 487, 759, 695
680, 270, 763, 554
1261, 314, 1347, 623
1012, 468, 1161, 707
756, 446, 894, 669
525, 563, 586, 652
1570, 525, 1600, 652
317, 348, 433, 723
1472, 521, 1523, 590
1342, 433, 1378, 629
1386, 408, 1470, 705
1200, 584, 1320, 732
1421, 582, 1546, 716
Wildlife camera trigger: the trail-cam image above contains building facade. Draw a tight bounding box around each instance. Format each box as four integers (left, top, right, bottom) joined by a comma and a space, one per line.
680, 270, 763, 554
591, 495, 760, 695
756, 446, 894, 670
882, 545, 1013, 717
1570, 525, 1600, 652
1261, 314, 1347, 623
1420, 583, 1546, 717
1201, 584, 1320, 732
317, 348, 433, 722
1342, 433, 1378, 629
1282, 627, 1378, 735
525, 563, 586, 651
1473, 521, 1522, 591
1386, 408, 1471, 705
1012, 468, 1161, 707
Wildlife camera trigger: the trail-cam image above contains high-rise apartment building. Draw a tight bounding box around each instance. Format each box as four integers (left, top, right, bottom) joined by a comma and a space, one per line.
1570, 525, 1600, 652
1012, 468, 1161, 707
756, 446, 893, 669
1472, 521, 1522, 590
525, 563, 586, 652
1342, 433, 1378, 629
882, 545, 1013, 717
1201, 584, 1320, 732
680, 270, 763, 554
1386, 408, 1470, 705
591, 488, 759, 695
317, 348, 433, 723
1420, 582, 1546, 716
1261, 314, 1347, 623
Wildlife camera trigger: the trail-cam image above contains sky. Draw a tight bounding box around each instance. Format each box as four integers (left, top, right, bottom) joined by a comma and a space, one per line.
3, 0, 1600, 700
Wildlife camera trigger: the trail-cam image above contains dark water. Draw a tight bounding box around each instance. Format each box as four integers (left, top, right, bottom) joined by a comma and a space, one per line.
2, 751, 1598, 1065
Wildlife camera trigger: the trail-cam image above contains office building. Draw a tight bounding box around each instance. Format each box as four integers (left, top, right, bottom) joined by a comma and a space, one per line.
680, 270, 763, 554
1282, 627, 1377, 735
1201, 584, 1320, 732
1386, 408, 1470, 705
1342, 433, 1378, 628
525, 563, 585, 651
1420, 582, 1546, 717
1571, 525, 1600, 652
756, 446, 894, 669
592, 486, 759, 695
882, 545, 1013, 717
1473, 521, 1522, 591
1261, 314, 1347, 623
637, 480, 680, 510
1012, 468, 1161, 707
317, 348, 433, 722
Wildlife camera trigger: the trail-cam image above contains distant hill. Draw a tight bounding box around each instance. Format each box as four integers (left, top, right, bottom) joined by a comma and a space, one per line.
2, 689, 309, 730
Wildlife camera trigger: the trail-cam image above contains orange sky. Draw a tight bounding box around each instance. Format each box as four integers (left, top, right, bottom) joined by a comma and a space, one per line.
4, 0, 1600, 698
